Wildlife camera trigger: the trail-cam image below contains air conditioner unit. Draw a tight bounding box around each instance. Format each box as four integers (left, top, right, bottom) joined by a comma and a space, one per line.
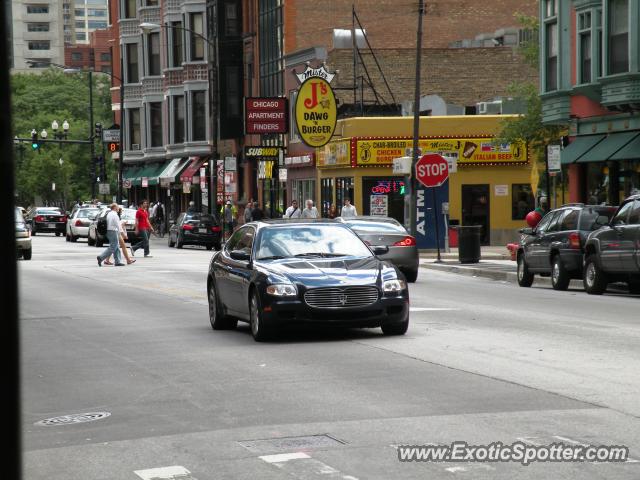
476, 100, 502, 115
131, 143, 140, 150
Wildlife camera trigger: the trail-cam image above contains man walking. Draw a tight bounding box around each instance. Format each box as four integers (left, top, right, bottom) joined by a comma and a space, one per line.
97, 203, 125, 267
251, 201, 264, 220
284, 199, 302, 219
222, 200, 236, 239
340, 198, 358, 218
131, 199, 154, 258
301, 199, 319, 218
244, 198, 253, 224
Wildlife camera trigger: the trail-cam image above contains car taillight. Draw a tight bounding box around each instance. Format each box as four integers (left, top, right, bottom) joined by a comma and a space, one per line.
35, 215, 44, 222
182, 224, 194, 231
75, 219, 83, 226
568, 232, 581, 250
393, 236, 417, 247
61, 216, 67, 222
211, 226, 221, 232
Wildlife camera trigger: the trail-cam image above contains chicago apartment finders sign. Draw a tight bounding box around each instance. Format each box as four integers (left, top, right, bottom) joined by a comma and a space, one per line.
245, 98, 288, 134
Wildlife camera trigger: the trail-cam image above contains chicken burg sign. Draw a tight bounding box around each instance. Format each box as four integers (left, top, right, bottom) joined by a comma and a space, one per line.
294, 65, 337, 148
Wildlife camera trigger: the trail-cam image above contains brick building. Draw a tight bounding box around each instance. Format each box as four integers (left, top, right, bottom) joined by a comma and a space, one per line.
64, 28, 112, 72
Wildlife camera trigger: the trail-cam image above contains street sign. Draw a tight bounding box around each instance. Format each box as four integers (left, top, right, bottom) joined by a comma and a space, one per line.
102, 129, 120, 143
98, 183, 110, 194
415, 154, 449, 188
548, 145, 561, 172
392, 156, 412, 174
123, 179, 132, 189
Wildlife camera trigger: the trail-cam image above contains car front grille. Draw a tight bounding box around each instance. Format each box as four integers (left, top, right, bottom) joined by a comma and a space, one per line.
304, 286, 379, 309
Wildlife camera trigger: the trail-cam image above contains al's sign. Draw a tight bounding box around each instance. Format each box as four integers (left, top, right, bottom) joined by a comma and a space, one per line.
295, 77, 337, 148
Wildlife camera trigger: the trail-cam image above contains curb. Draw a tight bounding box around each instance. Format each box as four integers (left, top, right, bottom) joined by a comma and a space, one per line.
420, 262, 553, 287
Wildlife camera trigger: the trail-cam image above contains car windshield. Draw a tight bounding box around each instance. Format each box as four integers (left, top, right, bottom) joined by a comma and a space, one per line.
185, 213, 215, 223
78, 209, 100, 218
346, 220, 407, 234
256, 225, 372, 260
37, 208, 62, 214
579, 207, 617, 231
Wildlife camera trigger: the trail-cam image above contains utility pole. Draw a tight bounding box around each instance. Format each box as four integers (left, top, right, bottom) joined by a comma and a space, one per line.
117, 46, 125, 205
409, 0, 424, 238
88, 70, 96, 200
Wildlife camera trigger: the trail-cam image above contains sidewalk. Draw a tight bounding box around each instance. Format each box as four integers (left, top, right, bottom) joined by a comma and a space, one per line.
419, 245, 512, 260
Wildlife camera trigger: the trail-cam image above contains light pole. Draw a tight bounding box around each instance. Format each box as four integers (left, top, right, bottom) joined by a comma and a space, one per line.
140, 21, 219, 218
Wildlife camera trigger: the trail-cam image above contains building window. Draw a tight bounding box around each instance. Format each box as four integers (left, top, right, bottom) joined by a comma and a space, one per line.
512, 184, 535, 220
543, 0, 558, 92
259, 0, 284, 96
149, 102, 163, 147
608, 0, 628, 74
126, 43, 139, 83
27, 23, 49, 32
123, 0, 136, 19
87, 20, 107, 29
28, 41, 50, 50
189, 13, 204, 61
169, 21, 183, 67
145, 0, 158, 5
88, 9, 106, 16
578, 12, 591, 83
320, 178, 334, 218
75, 21, 85, 29
128, 108, 141, 149
147, 32, 160, 76
100, 52, 111, 62
76, 32, 87, 41
173, 95, 185, 144
71, 52, 83, 61
26, 5, 49, 14
224, 2, 239, 36
74, 8, 85, 16
191, 91, 206, 141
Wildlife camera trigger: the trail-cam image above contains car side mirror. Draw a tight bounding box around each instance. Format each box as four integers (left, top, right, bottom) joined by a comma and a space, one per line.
230, 250, 251, 261
372, 245, 389, 256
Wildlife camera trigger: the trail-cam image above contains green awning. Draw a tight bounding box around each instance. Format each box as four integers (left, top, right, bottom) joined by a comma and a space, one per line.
122, 165, 142, 180
561, 135, 605, 164
576, 131, 640, 163
132, 163, 165, 187
610, 132, 640, 161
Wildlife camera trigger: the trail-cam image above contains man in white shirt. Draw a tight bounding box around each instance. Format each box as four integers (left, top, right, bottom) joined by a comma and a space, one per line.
97, 203, 125, 266
301, 199, 319, 218
284, 199, 302, 219
340, 198, 357, 218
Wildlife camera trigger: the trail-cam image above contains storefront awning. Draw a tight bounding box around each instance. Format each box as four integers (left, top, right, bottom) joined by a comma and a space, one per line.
122, 165, 142, 180
561, 135, 605, 165
132, 163, 165, 187
576, 131, 640, 163
180, 157, 205, 183
610, 132, 640, 161
159, 158, 190, 183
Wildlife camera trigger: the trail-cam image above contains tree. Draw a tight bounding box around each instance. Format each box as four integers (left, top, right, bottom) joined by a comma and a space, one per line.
11, 69, 114, 207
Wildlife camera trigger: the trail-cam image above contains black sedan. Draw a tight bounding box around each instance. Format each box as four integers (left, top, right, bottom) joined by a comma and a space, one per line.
27, 207, 67, 236
168, 212, 222, 250
207, 220, 410, 341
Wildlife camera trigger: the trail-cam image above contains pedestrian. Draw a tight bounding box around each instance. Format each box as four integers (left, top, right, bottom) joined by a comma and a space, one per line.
104, 207, 136, 265
301, 199, 318, 218
340, 198, 357, 218
222, 200, 236, 238
97, 203, 125, 267
328, 203, 337, 219
187, 200, 196, 214
251, 201, 264, 220
244, 198, 253, 223
131, 199, 154, 258
155, 202, 165, 237
149, 202, 158, 221
284, 199, 302, 219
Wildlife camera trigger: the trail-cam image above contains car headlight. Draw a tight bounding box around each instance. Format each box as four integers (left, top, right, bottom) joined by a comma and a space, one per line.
383, 279, 407, 293
266, 284, 298, 297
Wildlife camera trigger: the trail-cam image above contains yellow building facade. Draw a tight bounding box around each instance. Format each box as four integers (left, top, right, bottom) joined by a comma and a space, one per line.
315, 116, 534, 246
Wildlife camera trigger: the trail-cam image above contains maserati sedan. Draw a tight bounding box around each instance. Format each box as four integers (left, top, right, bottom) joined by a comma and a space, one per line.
207, 219, 410, 341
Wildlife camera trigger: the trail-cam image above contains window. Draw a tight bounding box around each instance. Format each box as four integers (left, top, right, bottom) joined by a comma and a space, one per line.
27, 23, 49, 32
545, 20, 558, 91
169, 22, 183, 67
628, 201, 640, 225
611, 201, 633, 225
76, 32, 86, 41
191, 91, 206, 141
28, 41, 50, 50
596, 9, 603, 78
578, 12, 591, 83
100, 52, 111, 62
145, 0, 158, 5
560, 209, 580, 231
87, 20, 107, 29
259, 0, 284, 96
512, 184, 535, 220
336, 177, 355, 211
71, 52, 83, 61
75, 21, 86, 29
27, 5, 49, 14
128, 108, 141, 149
536, 211, 556, 233
173, 96, 185, 144
74, 8, 85, 16
189, 13, 204, 61
320, 178, 335, 218
608, 0, 628, 74
88, 9, 107, 16
126, 43, 139, 83
147, 32, 160, 76
149, 102, 163, 147
224, 2, 239, 36
123, 0, 136, 19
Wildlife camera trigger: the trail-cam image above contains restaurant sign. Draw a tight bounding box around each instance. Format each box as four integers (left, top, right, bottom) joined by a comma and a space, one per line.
295, 69, 337, 148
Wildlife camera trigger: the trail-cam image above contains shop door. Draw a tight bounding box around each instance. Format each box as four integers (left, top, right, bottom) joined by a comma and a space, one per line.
462, 184, 490, 245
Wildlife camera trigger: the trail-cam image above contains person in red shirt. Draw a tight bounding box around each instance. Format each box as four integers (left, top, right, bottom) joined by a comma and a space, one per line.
131, 199, 155, 257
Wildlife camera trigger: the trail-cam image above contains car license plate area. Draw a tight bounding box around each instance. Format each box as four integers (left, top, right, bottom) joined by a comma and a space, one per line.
47, 223, 56, 228
199, 228, 208, 234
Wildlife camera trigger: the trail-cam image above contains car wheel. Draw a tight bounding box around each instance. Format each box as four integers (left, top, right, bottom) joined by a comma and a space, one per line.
583, 255, 607, 295
87, 234, 95, 246
214, 242, 222, 251
550, 256, 570, 291
55, 232, 61, 237
628, 280, 640, 295
31, 228, 36, 236
208, 280, 237, 330
206, 245, 213, 251
168, 234, 175, 247
70, 233, 77, 242
250, 290, 273, 342
66, 232, 70, 242
517, 254, 534, 287
403, 268, 418, 283
22, 248, 32, 260
381, 317, 409, 335
176, 235, 183, 249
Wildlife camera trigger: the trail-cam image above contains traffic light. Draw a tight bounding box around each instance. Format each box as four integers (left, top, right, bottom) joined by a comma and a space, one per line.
94, 122, 102, 140
31, 129, 39, 151
97, 156, 106, 181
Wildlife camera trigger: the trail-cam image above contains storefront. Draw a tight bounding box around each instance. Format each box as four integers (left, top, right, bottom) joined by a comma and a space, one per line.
315, 116, 533, 247
249, 146, 286, 218
284, 154, 316, 212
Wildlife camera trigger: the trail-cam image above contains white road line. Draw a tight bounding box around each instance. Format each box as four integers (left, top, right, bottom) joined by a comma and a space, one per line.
259, 452, 311, 463
134, 465, 195, 479
445, 464, 495, 473
259, 451, 359, 479
410, 307, 460, 312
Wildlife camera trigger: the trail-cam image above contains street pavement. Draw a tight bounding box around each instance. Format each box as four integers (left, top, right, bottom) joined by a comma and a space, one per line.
19, 235, 640, 479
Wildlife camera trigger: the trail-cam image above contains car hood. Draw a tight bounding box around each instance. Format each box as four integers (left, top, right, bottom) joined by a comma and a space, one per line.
256, 255, 395, 288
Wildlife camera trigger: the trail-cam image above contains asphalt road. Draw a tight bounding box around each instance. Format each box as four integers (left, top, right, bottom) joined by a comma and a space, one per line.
19, 235, 640, 479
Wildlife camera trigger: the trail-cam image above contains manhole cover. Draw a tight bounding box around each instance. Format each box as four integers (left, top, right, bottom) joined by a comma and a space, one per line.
35, 412, 111, 426
239, 434, 346, 454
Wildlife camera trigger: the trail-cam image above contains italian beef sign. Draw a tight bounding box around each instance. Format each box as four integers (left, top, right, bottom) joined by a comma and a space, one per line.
295, 77, 337, 148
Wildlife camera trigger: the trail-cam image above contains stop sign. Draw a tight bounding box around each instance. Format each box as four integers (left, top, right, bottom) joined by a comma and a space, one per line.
415, 153, 449, 188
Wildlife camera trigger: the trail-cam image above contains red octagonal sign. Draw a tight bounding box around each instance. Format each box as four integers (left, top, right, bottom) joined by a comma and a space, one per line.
415, 153, 449, 188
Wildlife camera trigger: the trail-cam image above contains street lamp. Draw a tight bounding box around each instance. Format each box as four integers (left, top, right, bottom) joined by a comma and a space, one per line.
139, 21, 219, 217
40, 129, 48, 140
51, 120, 70, 140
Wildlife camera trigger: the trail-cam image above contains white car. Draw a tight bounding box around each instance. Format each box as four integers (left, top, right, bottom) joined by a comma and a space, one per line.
66, 207, 101, 242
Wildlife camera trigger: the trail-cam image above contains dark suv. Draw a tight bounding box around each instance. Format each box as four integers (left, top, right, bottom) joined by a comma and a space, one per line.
168, 212, 222, 250
517, 204, 617, 290
583, 194, 640, 295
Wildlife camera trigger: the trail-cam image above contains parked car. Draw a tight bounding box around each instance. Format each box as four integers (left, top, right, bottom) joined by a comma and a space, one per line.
15, 207, 32, 260
582, 194, 640, 295
66, 207, 100, 242
168, 212, 222, 250
26, 207, 67, 236
516, 204, 617, 290
336, 216, 419, 282
87, 206, 112, 247
207, 220, 410, 341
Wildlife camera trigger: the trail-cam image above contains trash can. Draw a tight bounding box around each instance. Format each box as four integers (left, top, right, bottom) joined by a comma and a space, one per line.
455, 225, 482, 263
